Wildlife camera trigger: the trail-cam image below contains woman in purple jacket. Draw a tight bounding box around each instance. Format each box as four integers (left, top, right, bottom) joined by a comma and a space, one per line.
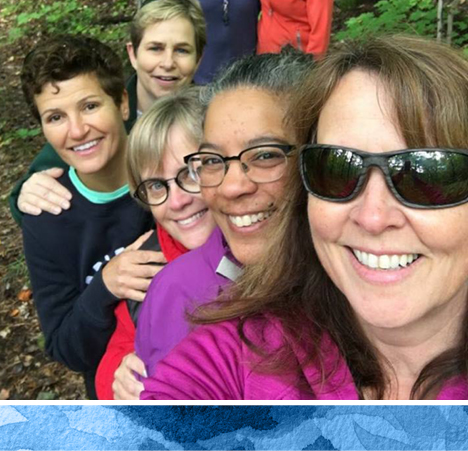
135, 49, 315, 380
142, 35, 468, 400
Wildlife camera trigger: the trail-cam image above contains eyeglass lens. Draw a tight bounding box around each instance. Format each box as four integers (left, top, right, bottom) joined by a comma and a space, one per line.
302, 146, 468, 207
137, 167, 200, 205
191, 146, 289, 187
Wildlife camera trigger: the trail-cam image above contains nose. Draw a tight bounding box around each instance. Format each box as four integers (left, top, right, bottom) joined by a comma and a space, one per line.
216, 161, 258, 199
68, 114, 89, 140
167, 182, 193, 211
160, 49, 175, 70
348, 169, 406, 235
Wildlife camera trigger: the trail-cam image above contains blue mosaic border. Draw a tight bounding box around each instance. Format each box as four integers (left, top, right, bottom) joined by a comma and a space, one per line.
1, 405, 467, 450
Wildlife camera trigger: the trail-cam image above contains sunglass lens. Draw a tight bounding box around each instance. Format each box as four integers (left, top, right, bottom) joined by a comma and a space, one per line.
302, 147, 363, 199
389, 151, 468, 206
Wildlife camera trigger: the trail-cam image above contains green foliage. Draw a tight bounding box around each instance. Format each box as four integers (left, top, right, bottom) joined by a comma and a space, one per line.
335, 0, 468, 49
335, 0, 363, 12
335, 0, 437, 40
1, 0, 133, 59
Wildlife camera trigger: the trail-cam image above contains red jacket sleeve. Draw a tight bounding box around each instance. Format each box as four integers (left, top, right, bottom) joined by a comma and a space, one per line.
305, 0, 334, 56
95, 301, 135, 400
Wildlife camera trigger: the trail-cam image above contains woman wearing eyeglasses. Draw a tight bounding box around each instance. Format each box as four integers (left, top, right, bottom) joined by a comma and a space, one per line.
134, 49, 315, 387
95, 87, 216, 400
141, 35, 468, 400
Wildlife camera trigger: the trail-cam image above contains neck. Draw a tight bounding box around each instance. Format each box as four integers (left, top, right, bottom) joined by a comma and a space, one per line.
361, 290, 467, 399
136, 80, 156, 114
77, 136, 128, 192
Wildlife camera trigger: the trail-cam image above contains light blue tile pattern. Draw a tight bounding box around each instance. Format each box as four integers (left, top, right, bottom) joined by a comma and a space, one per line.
1, 406, 468, 450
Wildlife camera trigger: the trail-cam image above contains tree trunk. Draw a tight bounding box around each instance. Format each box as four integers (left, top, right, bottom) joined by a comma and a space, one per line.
446, 0, 461, 45
437, 0, 444, 42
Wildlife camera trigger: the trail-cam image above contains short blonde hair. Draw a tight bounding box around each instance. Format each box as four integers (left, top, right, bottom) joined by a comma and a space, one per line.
130, 0, 206, 61
127, 86, 204, 201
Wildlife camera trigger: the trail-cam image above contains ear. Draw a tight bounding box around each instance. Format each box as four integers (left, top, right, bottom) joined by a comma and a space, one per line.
127, 42, 138, 71
120, 89, 130, 121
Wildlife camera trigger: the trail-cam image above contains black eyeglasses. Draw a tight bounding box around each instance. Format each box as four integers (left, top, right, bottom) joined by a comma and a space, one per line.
300, 144, 468, 209
184, 144, 294, 188
134, 166, 200, 206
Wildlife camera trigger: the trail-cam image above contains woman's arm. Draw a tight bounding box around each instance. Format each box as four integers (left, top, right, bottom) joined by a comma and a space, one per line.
9, 142, 69, 224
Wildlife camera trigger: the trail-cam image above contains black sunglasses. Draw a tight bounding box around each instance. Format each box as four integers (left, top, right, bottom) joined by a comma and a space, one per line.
300, 144, 468, 209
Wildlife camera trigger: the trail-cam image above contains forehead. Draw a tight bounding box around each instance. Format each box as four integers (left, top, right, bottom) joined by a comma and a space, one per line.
203, 88, 288, 151
142, 124, 199, 178
140, 16, 196, 44
34, 73, 107, 111
317, 70, 404, 150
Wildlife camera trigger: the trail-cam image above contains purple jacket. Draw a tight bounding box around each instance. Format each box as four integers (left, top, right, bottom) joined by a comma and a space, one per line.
135, 227, 240, 376
141, 317, 468, 400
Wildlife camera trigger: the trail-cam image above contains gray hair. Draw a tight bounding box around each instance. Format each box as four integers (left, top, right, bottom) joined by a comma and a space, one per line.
200, 47, 315, 113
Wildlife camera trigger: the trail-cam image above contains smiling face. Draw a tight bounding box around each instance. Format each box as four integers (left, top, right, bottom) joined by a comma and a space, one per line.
35, 73, 129, 191
307, 69, 468, 336
200, 88, 292, 265
128, 17, 199, 113
142, 124, 215, 249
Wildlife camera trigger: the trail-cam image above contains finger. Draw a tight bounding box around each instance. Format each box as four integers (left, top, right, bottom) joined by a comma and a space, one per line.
113, 381, 139, 401
28, 171, 72, 201
123, 289, 146, 302
18, 194, 62, 215
22, 182, 71, 211
125, 354, 147, 377
126, 230, 154, 251
42, 167, 65, 179
133, 250, 168, 265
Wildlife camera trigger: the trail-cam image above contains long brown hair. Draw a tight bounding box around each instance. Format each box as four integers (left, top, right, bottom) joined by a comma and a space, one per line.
194, 35, 468, 399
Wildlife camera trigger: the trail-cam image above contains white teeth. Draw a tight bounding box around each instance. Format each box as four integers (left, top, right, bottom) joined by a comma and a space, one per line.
228, 210, 273, 228
177, 210, 206, 226
352, 249, 419, 270
72, 139, 99, 152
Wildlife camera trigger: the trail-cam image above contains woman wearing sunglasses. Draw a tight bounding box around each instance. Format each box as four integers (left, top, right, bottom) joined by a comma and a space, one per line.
141, 35, 468, 400
95, 88, 215, 400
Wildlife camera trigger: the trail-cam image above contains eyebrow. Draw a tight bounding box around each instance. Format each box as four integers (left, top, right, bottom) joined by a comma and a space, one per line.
40, 95, 102, 118
198, 135, 290, 153
146, 40, 194, 48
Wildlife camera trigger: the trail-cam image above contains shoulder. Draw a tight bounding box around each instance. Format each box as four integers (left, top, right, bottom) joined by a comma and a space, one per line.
146, 228, 226, 298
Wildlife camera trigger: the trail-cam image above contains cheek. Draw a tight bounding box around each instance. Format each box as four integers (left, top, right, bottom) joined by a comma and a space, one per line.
180, 57, 197, 77
414, 208, 468, 257
150, 203, 168, 224
200, 187, 219, 212
307, 196, 345, 244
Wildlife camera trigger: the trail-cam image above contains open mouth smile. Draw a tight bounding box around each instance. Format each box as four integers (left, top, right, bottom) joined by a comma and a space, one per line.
228, 210, 273, 228
70, 138, 102, 152
352, 248, 421, 270
176, 209, 207, 226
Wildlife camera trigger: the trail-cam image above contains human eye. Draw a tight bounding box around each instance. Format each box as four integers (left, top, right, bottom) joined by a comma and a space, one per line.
146, 179, 166, 192
248, 147, 286, 167
84, 102, 100, 112
45, 113, 63, 124
148, 44, 164, 52
175, 47, 191, 55
200, 154, 223, 168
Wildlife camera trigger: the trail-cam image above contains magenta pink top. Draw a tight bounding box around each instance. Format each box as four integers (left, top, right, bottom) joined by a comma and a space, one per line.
140, 317, 468, 400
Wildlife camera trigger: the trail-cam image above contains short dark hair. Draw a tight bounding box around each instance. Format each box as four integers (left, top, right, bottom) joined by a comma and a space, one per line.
21, 35, 125, 122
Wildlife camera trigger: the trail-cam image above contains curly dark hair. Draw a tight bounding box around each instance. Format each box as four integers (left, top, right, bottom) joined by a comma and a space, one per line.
21, 35, 125, 122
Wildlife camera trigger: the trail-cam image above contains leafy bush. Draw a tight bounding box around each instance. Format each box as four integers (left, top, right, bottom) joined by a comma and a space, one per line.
2, 0, 133, 58
335, 0, 468, 50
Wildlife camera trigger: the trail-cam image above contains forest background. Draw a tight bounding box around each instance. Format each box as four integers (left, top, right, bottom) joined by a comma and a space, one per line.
0, 0, 467, 400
